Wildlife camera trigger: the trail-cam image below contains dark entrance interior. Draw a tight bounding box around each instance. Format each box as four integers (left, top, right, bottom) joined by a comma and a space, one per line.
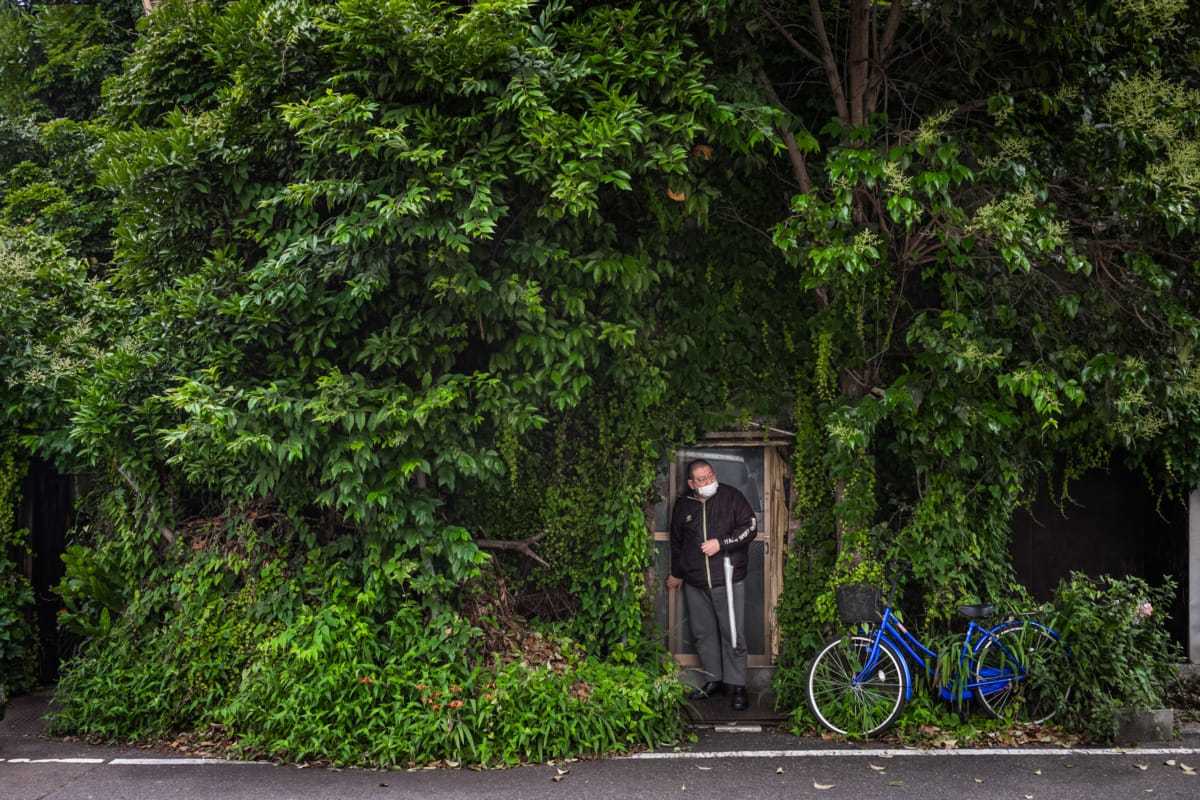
20, 458, 72, 684
1010, 461, 1189, 649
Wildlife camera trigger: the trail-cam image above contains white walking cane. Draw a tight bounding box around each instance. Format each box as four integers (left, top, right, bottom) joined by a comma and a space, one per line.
723, 555, 737, 649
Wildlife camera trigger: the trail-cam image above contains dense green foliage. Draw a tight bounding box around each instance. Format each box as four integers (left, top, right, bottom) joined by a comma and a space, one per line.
1046, 573, 1183, 742
0, 0, 143, 121
3, 0, 1199, 758
49, 507, 685, 765
7, 0, 758, 761
749, 0, 1200, 685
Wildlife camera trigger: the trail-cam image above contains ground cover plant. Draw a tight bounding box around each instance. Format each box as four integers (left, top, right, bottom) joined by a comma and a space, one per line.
48, 504, 687, 767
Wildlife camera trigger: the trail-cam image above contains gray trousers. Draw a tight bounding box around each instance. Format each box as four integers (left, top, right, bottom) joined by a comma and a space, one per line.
683, 579, 747, 687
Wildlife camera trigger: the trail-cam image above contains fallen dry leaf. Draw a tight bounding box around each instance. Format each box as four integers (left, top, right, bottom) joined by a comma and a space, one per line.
870, 764, 887, 772
552, 775, 565, 783
1135, 764, 1149, 770
888, 780, 906, 786
697, 766, 711, 771
1034, 769, 1042, 775
776, 767, 784, 775
814, 781, 835, 790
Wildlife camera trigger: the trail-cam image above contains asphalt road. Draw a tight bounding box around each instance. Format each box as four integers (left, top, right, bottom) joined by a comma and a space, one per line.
5, 692, 1200, 800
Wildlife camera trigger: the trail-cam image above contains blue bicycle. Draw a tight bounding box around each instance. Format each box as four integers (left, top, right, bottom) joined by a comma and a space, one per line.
806, 582, 1068, 737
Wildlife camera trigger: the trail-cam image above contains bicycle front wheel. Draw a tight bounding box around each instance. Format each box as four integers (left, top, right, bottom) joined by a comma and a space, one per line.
807, 634, 906, 737
973, 622, 1065, 723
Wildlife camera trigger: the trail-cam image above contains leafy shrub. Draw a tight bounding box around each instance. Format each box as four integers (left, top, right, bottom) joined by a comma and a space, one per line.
0, 439, 36, 697
49, 521, 687, 766
1045, 572, 1183, 742
218, 592, 685, 767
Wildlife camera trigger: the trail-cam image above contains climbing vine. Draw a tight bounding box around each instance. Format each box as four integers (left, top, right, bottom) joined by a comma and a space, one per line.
0, 428, 35, 695
458, 392, 659, 660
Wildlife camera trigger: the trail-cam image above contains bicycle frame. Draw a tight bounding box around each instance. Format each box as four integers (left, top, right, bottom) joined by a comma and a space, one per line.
853, 607, 1041, 703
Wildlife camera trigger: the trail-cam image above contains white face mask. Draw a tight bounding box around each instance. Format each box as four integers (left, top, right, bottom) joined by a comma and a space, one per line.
697, 481, 718, 498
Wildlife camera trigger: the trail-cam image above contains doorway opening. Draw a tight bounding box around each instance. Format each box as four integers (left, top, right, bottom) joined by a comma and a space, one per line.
651, 434, 791, 673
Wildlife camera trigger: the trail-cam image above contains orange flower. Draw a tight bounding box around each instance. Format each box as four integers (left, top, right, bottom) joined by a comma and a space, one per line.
449, 700, 463, 709
358, 676, 374, 685
449, 685, 462, 693
414, 683, 427, 690
431, 704, 441, 711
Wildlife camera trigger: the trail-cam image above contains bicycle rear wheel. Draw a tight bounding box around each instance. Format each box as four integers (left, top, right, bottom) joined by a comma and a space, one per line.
973, 622, 1065, 723
807, 634, 906, 737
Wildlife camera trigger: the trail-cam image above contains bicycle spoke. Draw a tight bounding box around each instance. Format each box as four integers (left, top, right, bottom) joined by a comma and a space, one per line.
807, 635, 906, 737
973, 622, 1066, 723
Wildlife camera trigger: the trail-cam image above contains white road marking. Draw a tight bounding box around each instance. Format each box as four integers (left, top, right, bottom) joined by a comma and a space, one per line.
1, 757, 268, 766
6, 747, 1200, 766
1, 758, 105, 764
625, 746, 1200, 759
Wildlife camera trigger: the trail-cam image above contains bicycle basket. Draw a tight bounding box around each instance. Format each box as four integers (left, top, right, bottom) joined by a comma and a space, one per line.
835, 583, 882, 624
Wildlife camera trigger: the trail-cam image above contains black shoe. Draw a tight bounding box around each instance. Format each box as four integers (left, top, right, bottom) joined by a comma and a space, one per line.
730, 686, 749, 711
686, 680, 725, 700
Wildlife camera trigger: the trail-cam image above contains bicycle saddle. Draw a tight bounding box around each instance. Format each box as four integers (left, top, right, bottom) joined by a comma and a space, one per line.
956, 604, 995, 619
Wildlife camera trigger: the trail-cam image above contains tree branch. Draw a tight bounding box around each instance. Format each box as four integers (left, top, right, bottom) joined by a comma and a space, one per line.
866, 0, 909, 115
804, 0, 850, 124
474, 531, 550, 568
847, 0, 870, 127
112, 460, 175, 544
759, 71, 813, 194
761, 5, 823, 67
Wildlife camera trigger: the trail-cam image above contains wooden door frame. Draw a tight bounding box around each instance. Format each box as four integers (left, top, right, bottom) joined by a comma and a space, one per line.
654, 432, 791, 667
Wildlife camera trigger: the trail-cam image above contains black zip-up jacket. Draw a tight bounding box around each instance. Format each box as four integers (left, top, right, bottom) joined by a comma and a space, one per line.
669, 483, 756, 589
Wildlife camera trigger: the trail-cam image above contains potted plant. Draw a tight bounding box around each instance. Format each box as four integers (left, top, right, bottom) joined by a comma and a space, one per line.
1046, 573, 1182, 744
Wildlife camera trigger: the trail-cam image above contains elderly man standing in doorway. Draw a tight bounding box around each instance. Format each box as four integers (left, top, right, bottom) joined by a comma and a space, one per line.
666, 458, 756, 711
